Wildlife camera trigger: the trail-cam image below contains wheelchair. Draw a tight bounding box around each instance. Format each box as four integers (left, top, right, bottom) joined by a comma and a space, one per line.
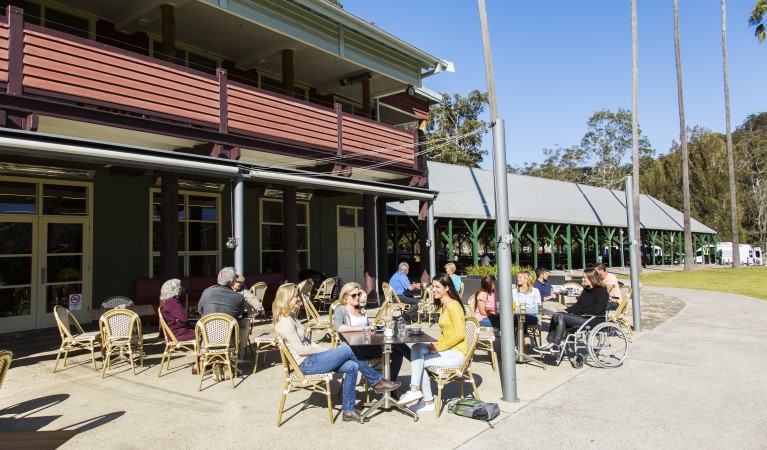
553, 314, 629, 369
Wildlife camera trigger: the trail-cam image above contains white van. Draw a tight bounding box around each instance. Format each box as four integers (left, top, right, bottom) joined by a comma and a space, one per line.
717, 242, 754, 265
753, 247, 764, 266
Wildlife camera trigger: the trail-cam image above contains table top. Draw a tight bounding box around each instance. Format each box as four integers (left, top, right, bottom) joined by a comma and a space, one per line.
340, 330, 436, 346
89, 304, 154, 320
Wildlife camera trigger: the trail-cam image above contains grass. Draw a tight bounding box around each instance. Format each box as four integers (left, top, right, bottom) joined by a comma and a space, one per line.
639, 266, 767, 300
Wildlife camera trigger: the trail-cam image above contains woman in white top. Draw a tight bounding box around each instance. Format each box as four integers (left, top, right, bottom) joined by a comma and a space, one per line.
331, 282, 409, 380
511, 271, 541, 337
273, 283, 399, 422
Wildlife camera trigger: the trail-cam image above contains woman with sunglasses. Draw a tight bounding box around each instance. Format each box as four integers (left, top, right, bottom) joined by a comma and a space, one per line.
332, 282, 410, 381
274, 283, 400, 422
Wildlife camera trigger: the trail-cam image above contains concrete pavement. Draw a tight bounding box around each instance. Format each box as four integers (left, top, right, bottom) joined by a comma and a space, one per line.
0, 284, 763, 449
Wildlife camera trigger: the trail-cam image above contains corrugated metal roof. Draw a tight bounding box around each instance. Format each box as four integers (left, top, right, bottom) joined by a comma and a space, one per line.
387, 161, 716, 234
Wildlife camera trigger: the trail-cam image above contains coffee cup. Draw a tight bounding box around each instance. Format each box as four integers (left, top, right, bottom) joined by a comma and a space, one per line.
374, 324, 385, 332
410, 326, 421, 334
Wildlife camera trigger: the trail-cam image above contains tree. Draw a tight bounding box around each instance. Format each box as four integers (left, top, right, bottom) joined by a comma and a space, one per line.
579, 108, 653, 189
749, 0, 767, 43
426, 91, 490, 167
723, 0, 741, 268
674, 0, 694, 270
735, 114, 767, 255
513, 145, 588, 183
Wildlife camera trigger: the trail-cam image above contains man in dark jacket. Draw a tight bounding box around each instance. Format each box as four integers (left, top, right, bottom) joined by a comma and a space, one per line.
198, 267, 249, 360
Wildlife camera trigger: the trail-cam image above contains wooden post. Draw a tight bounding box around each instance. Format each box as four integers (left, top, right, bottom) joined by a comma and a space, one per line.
282, 187, 298, 283
282, 49, 294, 96
363, 195, 377, 298
362, 78, 371, 119
161, 4, 176, 63
160, 173, 179, 280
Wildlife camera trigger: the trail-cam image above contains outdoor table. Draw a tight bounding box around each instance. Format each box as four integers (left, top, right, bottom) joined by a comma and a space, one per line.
514, 307, 546, 369
339, 329, 436, 423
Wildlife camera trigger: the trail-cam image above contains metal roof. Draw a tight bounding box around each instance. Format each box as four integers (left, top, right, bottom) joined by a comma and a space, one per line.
387, 161, 716, 234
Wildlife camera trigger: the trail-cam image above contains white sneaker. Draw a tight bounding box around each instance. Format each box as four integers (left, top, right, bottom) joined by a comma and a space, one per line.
396, 390, 423, 405
408, 400, 436, 413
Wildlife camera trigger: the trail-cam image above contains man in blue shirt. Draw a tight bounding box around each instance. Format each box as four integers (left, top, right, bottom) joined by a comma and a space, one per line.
388, 261, 421, 322
534, 267, 566, 312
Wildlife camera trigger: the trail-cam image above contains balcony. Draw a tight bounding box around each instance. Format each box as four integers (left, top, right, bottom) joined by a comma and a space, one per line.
0, 12, 421, 175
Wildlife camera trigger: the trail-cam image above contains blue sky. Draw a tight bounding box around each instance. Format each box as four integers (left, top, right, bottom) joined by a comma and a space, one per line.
343, 0, 767, 169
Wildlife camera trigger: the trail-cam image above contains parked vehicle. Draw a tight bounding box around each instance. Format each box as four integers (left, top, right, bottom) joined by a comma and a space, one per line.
754, 247, 764, 266
716, 242, 754, 265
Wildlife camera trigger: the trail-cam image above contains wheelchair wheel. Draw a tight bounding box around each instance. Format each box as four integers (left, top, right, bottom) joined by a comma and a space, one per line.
572, 353, 585, 369
587, 322, 628, 368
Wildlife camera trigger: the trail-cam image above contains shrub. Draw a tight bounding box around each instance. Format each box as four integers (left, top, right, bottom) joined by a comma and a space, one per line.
463, 264, 534, 277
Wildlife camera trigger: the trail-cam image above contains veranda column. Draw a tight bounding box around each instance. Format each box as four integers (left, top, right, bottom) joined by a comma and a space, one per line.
282, 49, 295, 96
363, 195, 377, 298
282, 187, 297, 283
375, 197, 389, 305
160, 172, 179, 280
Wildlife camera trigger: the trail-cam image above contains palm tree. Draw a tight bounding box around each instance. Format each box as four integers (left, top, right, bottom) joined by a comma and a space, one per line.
631, 0, 641, 274
723, 0, 741, 268
750, 0, 767, 43
673, 0, 694, 271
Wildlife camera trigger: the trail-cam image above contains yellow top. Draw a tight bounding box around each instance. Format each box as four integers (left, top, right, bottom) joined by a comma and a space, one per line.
436, 299, 468, 355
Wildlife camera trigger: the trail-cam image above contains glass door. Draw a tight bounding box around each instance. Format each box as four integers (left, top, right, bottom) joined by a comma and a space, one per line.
0, 217, 36, 332
37, 217, 89, 329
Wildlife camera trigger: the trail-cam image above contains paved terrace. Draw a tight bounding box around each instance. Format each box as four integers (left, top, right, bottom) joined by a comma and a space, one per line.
0, 280, 765, 449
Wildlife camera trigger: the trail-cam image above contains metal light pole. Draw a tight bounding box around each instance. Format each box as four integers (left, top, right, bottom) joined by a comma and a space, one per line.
625, 176, 642, 332
478, 0, 517, 402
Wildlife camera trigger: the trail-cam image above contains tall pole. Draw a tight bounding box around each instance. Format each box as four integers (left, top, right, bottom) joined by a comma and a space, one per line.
478, 0, 517, 402
626, 177, 643, 332
631, 0, 642, 275
234, 175, 244, 274
721, 0, 740, 268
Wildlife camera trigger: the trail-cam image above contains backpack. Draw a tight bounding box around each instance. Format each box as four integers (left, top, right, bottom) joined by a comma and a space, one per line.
448, 398, 500, 421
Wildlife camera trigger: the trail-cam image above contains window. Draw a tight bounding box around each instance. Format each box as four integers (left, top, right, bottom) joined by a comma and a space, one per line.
152, 41, 218, 75
259, 74, 308, 101
0, 1, 91, 39
338, 206, 363, 228
260, 198, 309, 273
150, 190, 220, 278
0, 179, 89, 215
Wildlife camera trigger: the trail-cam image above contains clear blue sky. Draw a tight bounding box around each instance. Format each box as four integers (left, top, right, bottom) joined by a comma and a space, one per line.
343, 0, 767, 169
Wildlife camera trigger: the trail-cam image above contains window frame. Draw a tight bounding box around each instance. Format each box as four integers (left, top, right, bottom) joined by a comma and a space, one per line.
149, 188, 221, 278
259, 198, 310, 273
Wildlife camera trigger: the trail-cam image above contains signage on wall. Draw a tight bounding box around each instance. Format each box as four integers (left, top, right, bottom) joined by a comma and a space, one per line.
69, 294, 82, 311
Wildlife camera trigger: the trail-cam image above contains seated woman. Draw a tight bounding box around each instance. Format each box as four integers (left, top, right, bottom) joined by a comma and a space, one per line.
512, 271, 541, 337
444, 262, 462, 295
273, 283, 400, 423
397, 273, 467, 413
332, 282, 410, 381
473, 274, 500, 328
159, 278, 195, 342
534, 268, 609, 353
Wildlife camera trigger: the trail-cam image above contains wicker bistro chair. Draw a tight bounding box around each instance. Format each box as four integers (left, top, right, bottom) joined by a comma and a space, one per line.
252, 331, 278, 374
381, 282, 410, 315
99, 308, 144, 378
466, 295, 498, 372
302, 292, 332, 342
418, 288, 438, 327
609, 285, 633, 342
157, 307, 197, 377
0, 350, 12, 390
195, 313, 239, 391
426, 317, 482, 418
101, 296, 134, 308
53, 305, 102, 373
275, 332, 334, 427
296, 278, 315, 320
313, 277, 336, 312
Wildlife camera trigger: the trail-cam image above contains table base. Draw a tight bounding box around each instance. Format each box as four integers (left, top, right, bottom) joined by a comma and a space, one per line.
359, 393, 419, 423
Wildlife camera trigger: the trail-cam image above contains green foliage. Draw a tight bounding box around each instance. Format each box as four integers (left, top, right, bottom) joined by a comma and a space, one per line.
463, 264, 534, 277
750, 0, 767, 43
426, 90, 490, 167
325, 0, 343, 8
511, 108, 654, 189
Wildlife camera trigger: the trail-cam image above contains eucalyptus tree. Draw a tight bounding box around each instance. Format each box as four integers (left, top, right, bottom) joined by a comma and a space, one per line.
722, 0, 741, 268
673, 0, 694, 270
426, 90, 490, 167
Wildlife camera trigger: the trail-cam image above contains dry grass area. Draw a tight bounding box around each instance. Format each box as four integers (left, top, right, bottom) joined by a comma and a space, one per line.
639, 266, 767, 300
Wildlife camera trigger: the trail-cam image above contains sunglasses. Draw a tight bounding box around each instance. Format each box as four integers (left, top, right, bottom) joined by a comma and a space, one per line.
349, 292, 362, 298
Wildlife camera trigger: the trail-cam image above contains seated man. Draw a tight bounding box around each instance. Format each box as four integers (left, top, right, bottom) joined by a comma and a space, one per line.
198, 267, 250, 362
595, 263, 622, 311
388, 261, 421, 323
534, 267, 567, 313
233, 274, 265, 317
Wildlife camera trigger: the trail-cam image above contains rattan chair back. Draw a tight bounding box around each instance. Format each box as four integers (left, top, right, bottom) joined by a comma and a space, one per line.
195, 313, 239, 390
0, 350, 12, 390
101, 296, 134, 308
99, 308, 143, 377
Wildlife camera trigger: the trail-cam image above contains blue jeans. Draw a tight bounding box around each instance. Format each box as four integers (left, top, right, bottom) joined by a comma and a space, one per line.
299, 346, 382, 412
478, 317, 493, 327
410, 343, 465, 402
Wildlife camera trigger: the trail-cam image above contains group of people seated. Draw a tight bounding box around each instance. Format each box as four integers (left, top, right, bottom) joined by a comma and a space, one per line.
157, 259, 621, 422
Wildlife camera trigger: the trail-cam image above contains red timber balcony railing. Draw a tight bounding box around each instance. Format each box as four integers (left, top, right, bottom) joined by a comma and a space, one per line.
0, 7, 420, 171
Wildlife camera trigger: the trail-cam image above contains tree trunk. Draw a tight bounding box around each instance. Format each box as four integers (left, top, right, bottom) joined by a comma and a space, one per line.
631, 0, 642, 274
674, 0, 694, 271
722, 0, 741, 268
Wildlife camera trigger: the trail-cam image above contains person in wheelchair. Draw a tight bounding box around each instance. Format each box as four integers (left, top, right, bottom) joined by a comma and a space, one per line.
534, 267, 609, 353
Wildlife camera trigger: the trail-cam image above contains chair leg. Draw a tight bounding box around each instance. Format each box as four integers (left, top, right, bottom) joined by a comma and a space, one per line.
101, 348, 110, 378
276, 381, 289, 427
198, 358, 206, 391
90, 345, 98, 371
157, 347, 168, 377
325, 379, 334, 425
128, 347, 137, 375
459, 378, 465, 398
468, 371, 480, 400
53, 346, 64, 373
489, 342, 498, 372
435, 382, 444, 418
62, 348, 70, 368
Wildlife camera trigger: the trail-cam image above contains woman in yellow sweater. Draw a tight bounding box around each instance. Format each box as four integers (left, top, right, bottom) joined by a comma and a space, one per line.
397, 273, 467, 412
